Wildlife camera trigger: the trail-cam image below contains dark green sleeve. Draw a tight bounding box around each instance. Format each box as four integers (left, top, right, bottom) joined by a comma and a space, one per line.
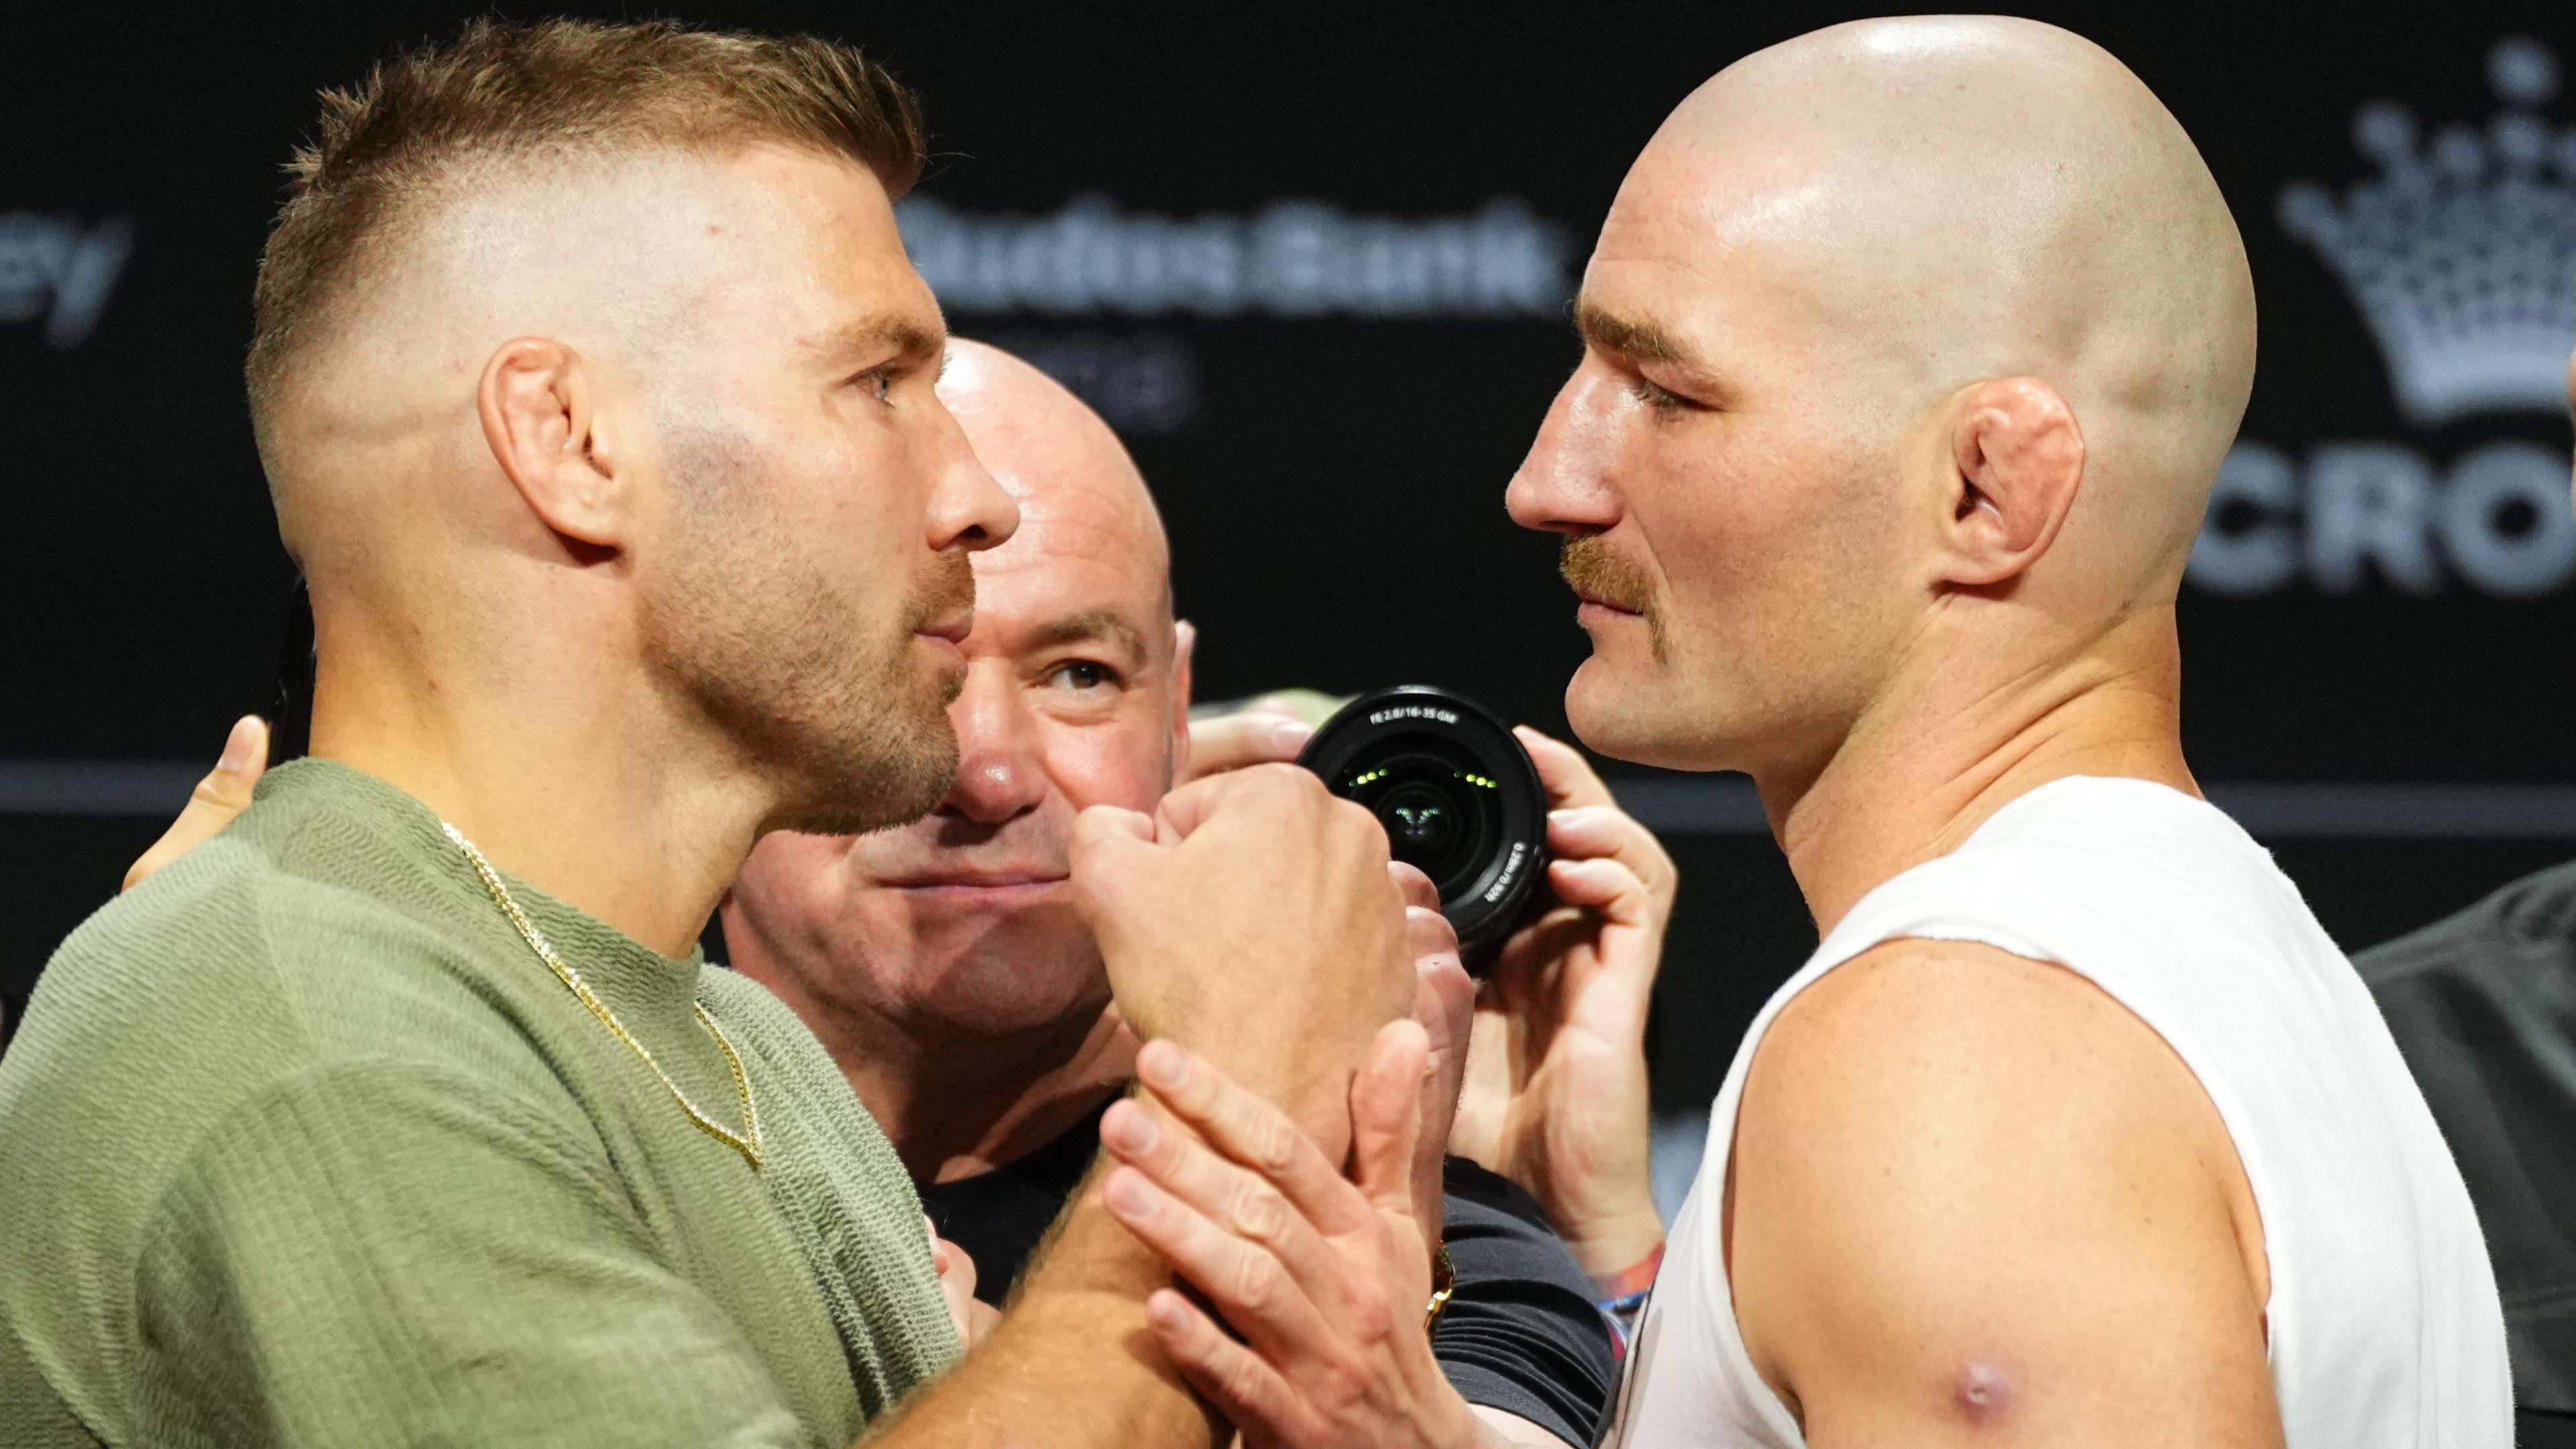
130, 1062, 807, 1448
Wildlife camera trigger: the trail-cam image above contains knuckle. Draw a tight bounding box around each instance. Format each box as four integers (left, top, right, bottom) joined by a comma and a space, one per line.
1232, 1181, 1287, 1242
1320, 1355, 1368, 1411
1348, 1292, 1395, 1343
1221, 1350, 1266, 1409
1254, 1114, 1300, 1174
1232, 1249, 1283, 1309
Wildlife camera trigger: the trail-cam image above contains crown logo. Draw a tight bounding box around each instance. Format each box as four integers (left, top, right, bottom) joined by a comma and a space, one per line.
2279, 38, 2576, 427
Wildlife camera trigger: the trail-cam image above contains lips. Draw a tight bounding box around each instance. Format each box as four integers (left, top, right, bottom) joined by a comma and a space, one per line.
1573, 588, 1646, 617
917, 611, 974, 645
882, 869, 1066, 890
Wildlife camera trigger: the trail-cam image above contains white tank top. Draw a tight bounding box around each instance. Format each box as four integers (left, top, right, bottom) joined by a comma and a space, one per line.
1607, 776, 2511, 1448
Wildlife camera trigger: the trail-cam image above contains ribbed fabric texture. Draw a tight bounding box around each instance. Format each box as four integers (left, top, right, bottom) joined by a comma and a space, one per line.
0, 759, 957, 1447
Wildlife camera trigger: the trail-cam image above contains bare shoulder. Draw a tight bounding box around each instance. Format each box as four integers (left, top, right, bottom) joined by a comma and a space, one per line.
1743, 936, 2226, 1163
1729, 938, 2275, 1442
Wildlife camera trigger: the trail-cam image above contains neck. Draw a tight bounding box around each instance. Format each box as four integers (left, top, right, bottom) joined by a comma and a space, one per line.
1768, 606, 2196, 934
307, 598, 771, 957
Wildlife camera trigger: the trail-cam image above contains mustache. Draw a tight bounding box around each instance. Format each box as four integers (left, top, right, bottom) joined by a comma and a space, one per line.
1559, 536, 1658, 617
904, 548, 977, 632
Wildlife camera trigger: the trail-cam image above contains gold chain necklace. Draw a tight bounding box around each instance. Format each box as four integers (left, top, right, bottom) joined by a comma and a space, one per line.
443, 823, 763, 1169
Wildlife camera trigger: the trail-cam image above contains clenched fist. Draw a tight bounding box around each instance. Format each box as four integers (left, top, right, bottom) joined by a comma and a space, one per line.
1070, 763, 1415, 1159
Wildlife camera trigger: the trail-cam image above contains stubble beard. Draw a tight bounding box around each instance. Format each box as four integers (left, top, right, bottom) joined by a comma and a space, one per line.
645, 436, 972, 838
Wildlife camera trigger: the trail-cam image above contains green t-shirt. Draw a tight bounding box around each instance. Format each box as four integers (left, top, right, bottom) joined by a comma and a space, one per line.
0, 759, 959, 1447
2357, 860, 2576, 1416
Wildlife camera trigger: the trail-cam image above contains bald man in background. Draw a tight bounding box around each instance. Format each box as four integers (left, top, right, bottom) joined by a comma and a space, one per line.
1081, 17, 2511, 1448
722, 338, 1623, 1447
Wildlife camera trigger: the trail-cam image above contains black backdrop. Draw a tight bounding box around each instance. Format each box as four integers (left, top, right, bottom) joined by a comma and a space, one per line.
5, 2, 2573, 1116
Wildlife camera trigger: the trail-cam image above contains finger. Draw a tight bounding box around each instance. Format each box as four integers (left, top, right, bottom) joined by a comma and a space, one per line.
1071, 803, 1157, 850
1413, 943, 1475, 1065
1403, 903, 1461, 980
1099, 1099, 1347, 1303
124, 716, 269, 893
1513, 725, 1617, 812
1546, 804, 1677, 904
1066, 805, 1163, 921
1389, 861, 1440, 915
1102, 1166, 1339, 1353
1448, 1008, 1513, 1165
1067, 805, 1157, 881
1408, 956, 1472, 1236
1143, 1288, 1317, 1444
1153, 761, 1326, 840
1544, 856, 1657, 930
1134, 1039, 1379, 1236
1183, 711, 1316, 782
1349, 1019, 1429, 1220
934, 1236, 977, 1299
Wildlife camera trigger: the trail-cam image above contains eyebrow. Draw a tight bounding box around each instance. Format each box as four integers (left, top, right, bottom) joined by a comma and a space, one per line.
1024, 608, 1151, 660
1572, 297, 1702, 370
804, 314, 946, 370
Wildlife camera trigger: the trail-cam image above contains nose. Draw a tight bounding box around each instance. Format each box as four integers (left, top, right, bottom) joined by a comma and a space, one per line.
938, 662, 1049, 826
925, 396, 1020, 555
1505, 360, 1626, 538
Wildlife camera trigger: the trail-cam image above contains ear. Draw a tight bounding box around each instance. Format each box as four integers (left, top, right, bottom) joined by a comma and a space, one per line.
1938, 377, 2085, 588
476, 337, 631, 552
1167, 619, 1197, 783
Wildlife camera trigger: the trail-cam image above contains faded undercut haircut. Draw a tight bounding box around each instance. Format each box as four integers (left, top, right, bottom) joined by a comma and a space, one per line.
244, 17, 924, 439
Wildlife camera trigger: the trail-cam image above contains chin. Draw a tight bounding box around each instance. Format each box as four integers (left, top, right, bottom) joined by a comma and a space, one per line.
775, 714, 959, 836
1564, 657, 1733, 772
912, 926, 1110, 1039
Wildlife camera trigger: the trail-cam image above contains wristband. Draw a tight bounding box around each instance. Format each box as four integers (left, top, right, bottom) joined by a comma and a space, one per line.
1593, 1240, 1664, 1361
1593, 1238, 1665, 1301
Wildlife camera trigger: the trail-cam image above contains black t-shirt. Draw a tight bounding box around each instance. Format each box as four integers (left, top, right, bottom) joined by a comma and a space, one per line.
2357, 859, 2576, 1434
918, 1097, 1617, 1447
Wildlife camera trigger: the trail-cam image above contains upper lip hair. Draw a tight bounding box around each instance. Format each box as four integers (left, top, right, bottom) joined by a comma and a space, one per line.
883, 866, 1066, 889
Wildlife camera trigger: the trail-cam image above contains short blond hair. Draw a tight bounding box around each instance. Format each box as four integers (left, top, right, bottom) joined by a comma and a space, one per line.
246, 17, 924, 429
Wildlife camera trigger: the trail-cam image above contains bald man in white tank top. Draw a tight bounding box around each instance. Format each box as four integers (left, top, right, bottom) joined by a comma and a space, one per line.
1076, 16, 2510, 1449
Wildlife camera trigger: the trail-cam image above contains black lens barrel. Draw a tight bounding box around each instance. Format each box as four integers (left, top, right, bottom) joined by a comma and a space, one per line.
1297, 685, 1552, 975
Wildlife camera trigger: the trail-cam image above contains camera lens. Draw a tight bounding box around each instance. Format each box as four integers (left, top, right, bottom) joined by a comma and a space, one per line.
1299, 686, 1551, 975
1377, 781, 1461, 867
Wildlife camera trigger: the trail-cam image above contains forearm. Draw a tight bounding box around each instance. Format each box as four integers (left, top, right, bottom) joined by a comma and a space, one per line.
863, 1165, 1219, 1449
1556, 1205, 1666, 1285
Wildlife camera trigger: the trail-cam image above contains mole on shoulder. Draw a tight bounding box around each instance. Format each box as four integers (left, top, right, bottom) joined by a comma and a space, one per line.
1955, 1362, 2012, 1424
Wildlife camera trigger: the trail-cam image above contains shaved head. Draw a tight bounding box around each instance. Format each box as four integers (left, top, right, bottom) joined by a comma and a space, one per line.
1645, 15, 2254, 563
1512, 16, 2255, 778
938, 339, 1172, 612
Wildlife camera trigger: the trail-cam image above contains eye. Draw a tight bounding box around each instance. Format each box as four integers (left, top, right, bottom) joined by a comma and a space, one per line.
851, 366, 896, 405
1629, 375, 1703, 415
1046, 660, 1119, 692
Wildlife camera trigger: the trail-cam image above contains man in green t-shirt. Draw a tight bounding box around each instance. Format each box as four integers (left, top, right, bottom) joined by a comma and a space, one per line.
0, 19, 1420, 1449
